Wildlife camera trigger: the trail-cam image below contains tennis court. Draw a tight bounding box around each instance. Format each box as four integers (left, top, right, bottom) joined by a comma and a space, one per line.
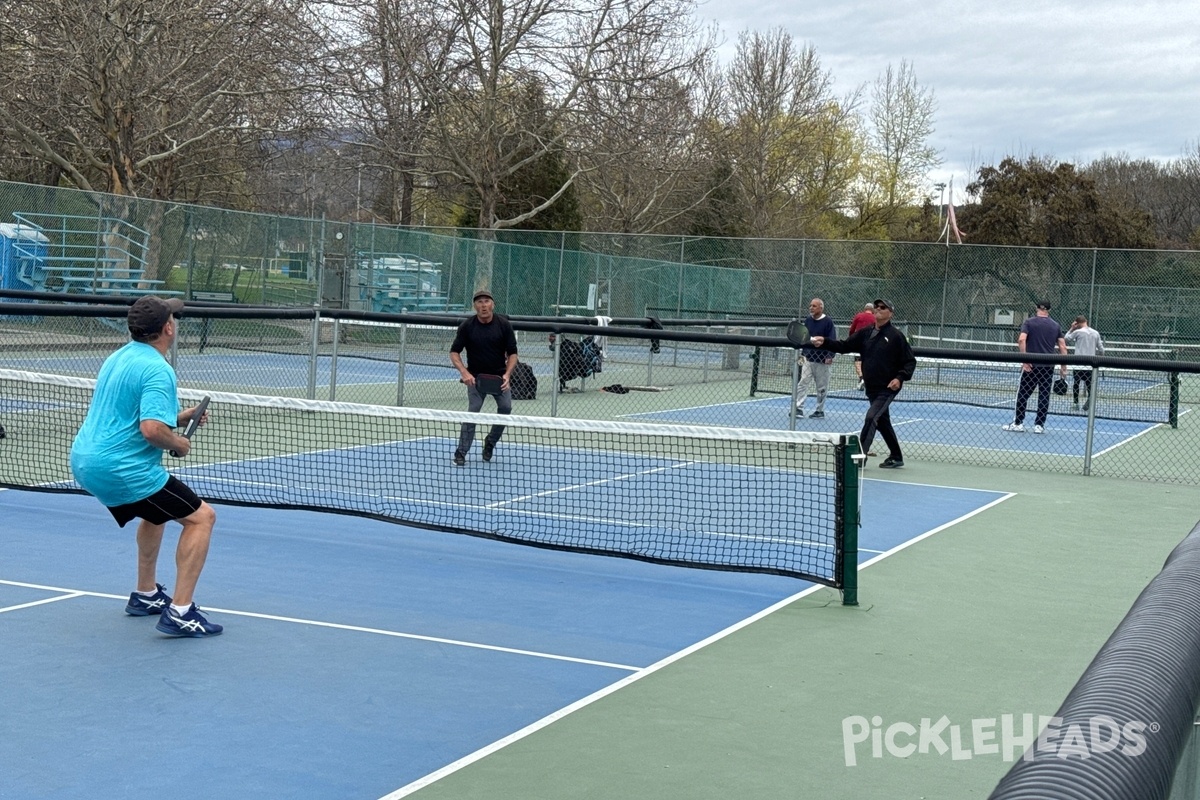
625, 394, 1168, 458
4, 331, 1200, 797
1, 461, 1007, 799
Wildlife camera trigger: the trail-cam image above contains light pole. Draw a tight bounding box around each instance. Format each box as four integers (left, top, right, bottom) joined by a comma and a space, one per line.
356, 163, 363, 220
934, 182, 947, 226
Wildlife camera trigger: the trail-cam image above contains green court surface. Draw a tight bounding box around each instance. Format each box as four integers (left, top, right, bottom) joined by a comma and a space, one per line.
403, 460, 1200, 799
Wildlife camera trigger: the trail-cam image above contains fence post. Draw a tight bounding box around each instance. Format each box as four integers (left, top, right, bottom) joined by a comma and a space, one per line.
1089, 248, 1098, 321
307, 304, 320, 400
396, 322, 407, 407
328, 316, 340, 401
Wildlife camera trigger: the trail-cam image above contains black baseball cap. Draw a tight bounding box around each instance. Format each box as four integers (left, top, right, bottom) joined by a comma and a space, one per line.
872, 298, 895, 312
1036, 301, 1052, 310
128, 295, 184, 338
472, 289, 494, 302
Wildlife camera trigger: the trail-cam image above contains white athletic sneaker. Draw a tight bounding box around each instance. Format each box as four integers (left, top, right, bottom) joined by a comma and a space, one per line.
1033, 425, 1044, 434
1001, 423, 1024, 432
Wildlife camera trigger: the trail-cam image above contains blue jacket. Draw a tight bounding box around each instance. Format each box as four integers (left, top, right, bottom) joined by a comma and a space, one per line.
800, 315, 837, 362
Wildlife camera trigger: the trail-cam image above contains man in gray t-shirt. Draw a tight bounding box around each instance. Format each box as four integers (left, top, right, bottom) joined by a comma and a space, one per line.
1065, 315, 1105, 411
1002, 302, 1068, 433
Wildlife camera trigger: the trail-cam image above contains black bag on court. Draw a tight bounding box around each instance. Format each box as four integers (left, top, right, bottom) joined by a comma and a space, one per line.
511, 362, 537, 400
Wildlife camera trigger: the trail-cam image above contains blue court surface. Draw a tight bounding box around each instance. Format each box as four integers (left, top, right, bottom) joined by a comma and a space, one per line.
625, 395, 1168, 457
0, 475, 1010, 800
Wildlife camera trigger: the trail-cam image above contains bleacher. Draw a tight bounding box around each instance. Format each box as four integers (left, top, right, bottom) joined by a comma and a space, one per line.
0, 212, 179, 301
352, 253, 465, 314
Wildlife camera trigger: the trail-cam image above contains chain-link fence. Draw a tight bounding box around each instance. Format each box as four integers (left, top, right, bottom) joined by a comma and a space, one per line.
2, 299, 1198, 484
3, 180, 1200, 348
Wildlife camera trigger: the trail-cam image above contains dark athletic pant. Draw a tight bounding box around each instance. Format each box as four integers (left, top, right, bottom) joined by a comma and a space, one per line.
1013, 365, 1053, 426
861, 388, 902, 460
456, 383, 512, 455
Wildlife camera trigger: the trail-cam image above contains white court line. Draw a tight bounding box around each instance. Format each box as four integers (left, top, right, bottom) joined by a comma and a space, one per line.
1091, 420, 1168, 458
378, 582, 828, 800
0, 579, 638, 672
617, 395, 784, 418
488, 461, 696, 507
0, 591, 85, 613
856, 492, 1017, 570
376, 488, 1019, 800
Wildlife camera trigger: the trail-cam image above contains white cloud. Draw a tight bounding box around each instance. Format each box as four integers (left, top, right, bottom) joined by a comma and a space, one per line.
699, 0, 1200, 201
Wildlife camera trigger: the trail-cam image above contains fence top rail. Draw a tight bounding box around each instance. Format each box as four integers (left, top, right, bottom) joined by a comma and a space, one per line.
6, 299, 1200, 376
12, 211, 150, 237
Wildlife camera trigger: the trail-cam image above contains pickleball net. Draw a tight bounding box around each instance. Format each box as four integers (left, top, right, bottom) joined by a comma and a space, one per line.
753, 340, 1182, 425
0, 368, 861, 599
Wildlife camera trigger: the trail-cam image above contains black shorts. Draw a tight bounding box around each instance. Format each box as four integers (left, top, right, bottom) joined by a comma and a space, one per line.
106, 475, 203, 528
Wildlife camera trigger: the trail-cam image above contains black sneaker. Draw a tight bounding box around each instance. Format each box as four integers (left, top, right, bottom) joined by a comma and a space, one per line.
809, 410, 825, 419
482, 441, 495, 462
794, 407, 805, 417
879, 457, 905, 469
125, 583, 171, 616
453, 452, 466, 467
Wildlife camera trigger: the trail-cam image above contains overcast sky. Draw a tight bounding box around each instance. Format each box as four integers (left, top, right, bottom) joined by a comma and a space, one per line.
699, 0, 1200, 203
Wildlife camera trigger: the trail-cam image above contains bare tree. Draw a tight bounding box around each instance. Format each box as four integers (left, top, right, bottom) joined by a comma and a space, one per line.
408, 0, 698, 227
721, 28, 859, 238
0, 0, 330, 200
328, 0, 462, 225
849, 61, 940, 238
382, 0, 713, 284
571, 21, 720, 234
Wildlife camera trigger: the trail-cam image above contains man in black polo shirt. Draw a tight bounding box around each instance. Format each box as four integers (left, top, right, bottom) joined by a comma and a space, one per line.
449, 289, 519, 465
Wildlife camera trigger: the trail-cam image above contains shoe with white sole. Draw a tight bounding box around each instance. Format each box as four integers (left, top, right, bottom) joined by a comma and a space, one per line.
156, 604, 223, 638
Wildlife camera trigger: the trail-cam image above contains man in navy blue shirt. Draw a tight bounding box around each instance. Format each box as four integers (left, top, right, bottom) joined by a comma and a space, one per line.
1002, 301, 1068, 434
793, 298, 837, 418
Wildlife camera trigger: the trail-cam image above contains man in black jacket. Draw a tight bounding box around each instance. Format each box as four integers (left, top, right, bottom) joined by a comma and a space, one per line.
809, 298, 916, 468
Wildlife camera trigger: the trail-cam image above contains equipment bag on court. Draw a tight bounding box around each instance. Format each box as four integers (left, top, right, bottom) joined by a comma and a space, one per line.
511, 362, 538, 400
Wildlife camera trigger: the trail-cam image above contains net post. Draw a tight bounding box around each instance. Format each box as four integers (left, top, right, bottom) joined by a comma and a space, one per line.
840, 434, 862, 606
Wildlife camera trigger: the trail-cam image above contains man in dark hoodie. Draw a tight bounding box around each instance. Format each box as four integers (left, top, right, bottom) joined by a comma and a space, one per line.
809, 298, 916, 468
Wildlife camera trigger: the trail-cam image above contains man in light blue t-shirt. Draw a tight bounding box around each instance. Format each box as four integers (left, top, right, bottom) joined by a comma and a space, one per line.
70, 295, 222, 637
